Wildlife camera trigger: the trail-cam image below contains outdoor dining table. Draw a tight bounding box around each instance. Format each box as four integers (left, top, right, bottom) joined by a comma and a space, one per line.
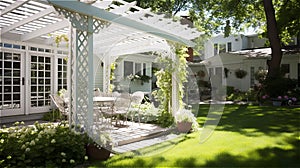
93, 96, 116, 103
93, 96, 120, 126
93, 96, 116, 112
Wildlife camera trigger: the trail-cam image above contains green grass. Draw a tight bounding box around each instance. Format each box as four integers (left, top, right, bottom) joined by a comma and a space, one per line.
90, 105, 300, 167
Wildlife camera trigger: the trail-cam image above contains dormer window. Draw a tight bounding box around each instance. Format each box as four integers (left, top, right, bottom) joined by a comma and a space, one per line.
213, 42, 233, 55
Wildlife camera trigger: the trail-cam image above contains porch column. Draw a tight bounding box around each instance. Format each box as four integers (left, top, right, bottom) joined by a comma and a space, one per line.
102, 56, 111, 93
171, 52, 180, 115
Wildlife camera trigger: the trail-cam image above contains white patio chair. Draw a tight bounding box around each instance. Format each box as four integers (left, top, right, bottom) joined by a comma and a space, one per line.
94, 88, 103, 97
50, 94, 68, 119
130, 91, 144, 124
102, 93, 131, 126
112, 93, 131, 126
112, 91, 121, 98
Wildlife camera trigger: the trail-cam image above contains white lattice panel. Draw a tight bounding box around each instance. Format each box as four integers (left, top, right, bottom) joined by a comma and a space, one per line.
60, 7, 112, 145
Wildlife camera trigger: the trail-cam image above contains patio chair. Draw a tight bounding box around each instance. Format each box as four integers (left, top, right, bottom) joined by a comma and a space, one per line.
130, 91, 144, 124
112, 91, 121, 98
102, 93, 131, 126
116, 93, 132, 125
94, 88, 103, 97
50, 94, 69, 119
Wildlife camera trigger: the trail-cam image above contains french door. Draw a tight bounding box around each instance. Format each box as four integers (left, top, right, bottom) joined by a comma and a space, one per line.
0, 51, 24, 116
29, 54, 52, 113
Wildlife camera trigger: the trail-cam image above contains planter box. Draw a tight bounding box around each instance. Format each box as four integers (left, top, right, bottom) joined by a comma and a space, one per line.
272, 101, 282, 106
86, 144, 111, 161
177, 121, 192, 133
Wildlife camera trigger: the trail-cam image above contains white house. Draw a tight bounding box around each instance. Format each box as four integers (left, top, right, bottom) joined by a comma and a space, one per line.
201, 34, 300, 91
204, 34, 267, 59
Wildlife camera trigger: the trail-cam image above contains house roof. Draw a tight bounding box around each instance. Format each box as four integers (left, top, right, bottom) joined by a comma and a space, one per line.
230, 48, 272, 58
1, 0, 202, 51
201, 47, 300, 66
230, 47, 300, 58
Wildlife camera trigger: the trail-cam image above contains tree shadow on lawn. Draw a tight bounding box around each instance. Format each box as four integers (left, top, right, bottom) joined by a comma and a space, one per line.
203, 137, 300, 167
92, 136, 299, 167
196, 104, 300, 136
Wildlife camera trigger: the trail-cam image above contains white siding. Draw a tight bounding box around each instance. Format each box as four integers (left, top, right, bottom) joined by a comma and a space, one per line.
93, 56, 103, 90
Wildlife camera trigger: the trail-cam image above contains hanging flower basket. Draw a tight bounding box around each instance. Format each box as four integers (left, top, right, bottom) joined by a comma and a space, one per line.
234, 69, 247, 79
197, 70, 206, 78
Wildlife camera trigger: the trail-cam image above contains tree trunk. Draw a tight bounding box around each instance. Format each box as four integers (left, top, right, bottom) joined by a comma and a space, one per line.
263, 0, 282, 78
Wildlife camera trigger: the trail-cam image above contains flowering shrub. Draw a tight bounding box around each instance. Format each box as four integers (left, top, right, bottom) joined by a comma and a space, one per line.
128, 102, 160, 123
0, 121, 89, 167
261, 94, 298, 105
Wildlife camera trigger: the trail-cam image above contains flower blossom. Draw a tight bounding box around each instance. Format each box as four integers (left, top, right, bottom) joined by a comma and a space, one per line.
25, 148, 30, 152
30, 140, 35, 146
61, 152, 66, 157
262, 95, 267, 99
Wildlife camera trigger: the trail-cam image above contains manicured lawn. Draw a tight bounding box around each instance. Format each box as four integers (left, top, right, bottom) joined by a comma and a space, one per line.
90, 105, 300, 167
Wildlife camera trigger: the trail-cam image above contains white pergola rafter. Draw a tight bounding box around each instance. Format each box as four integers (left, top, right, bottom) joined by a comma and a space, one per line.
20, 19, 68, 41
0, 0, 28, 16
1, 7, 55, 35
48, 0, 200, 47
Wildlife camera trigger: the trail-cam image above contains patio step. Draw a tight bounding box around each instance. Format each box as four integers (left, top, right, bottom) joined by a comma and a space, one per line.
116, 128, 176, 146
112, 128, 179, 154
0, 113, 44, 125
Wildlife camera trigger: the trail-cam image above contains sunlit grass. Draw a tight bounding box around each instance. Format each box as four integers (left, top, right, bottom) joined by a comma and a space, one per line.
90, 105, 300, 167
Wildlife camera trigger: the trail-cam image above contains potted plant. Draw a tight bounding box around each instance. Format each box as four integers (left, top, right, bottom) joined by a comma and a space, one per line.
175, 108, 199, 133
86, 132, 112, 161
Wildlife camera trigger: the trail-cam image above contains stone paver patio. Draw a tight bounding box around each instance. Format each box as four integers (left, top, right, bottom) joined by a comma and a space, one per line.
109, 122, 180, 153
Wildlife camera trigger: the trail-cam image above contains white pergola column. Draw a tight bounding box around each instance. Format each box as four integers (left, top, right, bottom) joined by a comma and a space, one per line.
53, 6, 109, 131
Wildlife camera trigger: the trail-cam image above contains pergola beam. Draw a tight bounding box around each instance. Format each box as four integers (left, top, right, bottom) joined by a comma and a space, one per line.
47, 0, 196, 47
0, 0, 28, 16
21, 19, 69, 41
1, 7, 56, 35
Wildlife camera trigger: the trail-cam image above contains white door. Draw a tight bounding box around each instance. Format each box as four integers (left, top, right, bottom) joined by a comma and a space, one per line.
0, 51, 25, 116
29, 54, 52, 113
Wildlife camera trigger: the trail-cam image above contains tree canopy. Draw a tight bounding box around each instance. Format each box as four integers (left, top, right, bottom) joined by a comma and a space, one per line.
190, 0, 300, 43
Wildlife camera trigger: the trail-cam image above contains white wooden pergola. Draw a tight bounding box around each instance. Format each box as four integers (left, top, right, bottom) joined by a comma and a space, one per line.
1, 0, 201, 142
